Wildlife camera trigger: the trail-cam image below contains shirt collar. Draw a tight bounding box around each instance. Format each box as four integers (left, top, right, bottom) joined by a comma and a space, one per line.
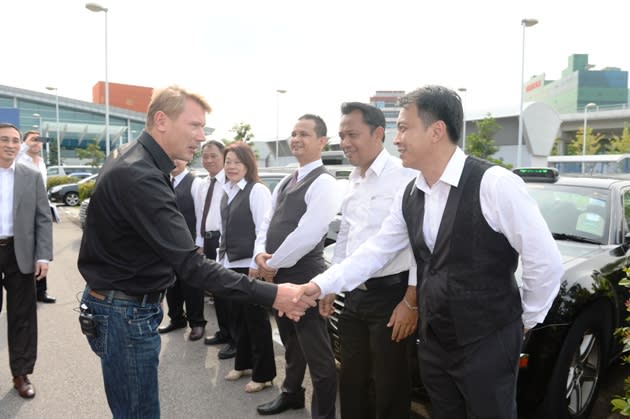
297, 159, 323, 180
172, 168, 189, 183
138, 131, 175, 176
349, 148, 389, 182
415, 147, 466, 191
0, 161, 17, 172
226, 177, 248, 191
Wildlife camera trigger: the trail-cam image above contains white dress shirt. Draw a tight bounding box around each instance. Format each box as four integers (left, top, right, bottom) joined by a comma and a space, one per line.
219, 179, 272, 269
334, 149, 418, 285
18, 143, 47, 186
313, 147, 563, 329
254, 159, 343, 269
0, 163, 16, 238
172, 168, 203, 197
194, 170, 226, 247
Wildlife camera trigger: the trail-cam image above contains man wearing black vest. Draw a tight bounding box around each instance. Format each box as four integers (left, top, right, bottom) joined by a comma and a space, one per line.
158, 159, 206, 340
255, 114, 342, 418
306, 86, 564, 418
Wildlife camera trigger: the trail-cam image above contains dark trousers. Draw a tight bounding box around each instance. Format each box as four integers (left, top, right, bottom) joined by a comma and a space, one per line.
0, 243, 38, 376
417, 318, 523, 419
338, 281, 412, 419
36, 276, 48, 295
164, 276, 206, 327
230, 267, 276, 382
275, 305, 337, 419
204, 236, 237, 342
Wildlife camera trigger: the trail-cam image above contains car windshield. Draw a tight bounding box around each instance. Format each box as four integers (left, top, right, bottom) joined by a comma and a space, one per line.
526, 183, 609, 244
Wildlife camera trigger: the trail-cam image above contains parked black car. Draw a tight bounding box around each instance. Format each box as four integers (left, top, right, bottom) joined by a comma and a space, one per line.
48, 174, 98, 206
328, 168, 630, 419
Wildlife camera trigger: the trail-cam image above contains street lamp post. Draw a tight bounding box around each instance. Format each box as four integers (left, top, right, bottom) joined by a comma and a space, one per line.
32, 113, 49, 164
45, 87, 61, 166
516, 18, 538, 168
582, 102, 597, 173
458, 88, 467, 152
85, 2, 110, 157
275, 89, 287, 166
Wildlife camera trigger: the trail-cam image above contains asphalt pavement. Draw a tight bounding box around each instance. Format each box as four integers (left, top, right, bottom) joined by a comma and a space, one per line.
0, 207, 321, 419
0, 205, 627, 419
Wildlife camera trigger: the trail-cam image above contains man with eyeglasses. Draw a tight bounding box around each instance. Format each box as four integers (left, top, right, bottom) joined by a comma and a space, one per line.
0, 123, 53, 399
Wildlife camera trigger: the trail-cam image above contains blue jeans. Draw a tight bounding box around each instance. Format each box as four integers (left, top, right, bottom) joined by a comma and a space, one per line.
81, 287, 164, 419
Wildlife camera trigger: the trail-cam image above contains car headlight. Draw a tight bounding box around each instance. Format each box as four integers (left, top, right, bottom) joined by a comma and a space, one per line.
50, 186, 62, 193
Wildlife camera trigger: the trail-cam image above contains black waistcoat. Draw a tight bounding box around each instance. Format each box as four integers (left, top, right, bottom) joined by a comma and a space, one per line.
402, 156, 521, 348
266, 166, 332, 284
174, 173, 196, 239
219, 181, 256, 262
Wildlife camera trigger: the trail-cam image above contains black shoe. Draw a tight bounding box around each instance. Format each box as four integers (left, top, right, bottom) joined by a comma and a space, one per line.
204, 332, 229, 346
158, 321, 187, 334
37, 293, 56, 303
218, 343, 237, 359
189, 326, 205, 341
256, 389, 305, 415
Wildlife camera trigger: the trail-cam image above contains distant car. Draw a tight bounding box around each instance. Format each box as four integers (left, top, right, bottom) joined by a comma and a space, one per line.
67, 172, 95, 180
48, 174, 97, 206
328, 167, 630, 419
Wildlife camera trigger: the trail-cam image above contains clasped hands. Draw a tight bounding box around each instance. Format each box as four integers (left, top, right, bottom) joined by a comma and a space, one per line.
255, 252, 324, 322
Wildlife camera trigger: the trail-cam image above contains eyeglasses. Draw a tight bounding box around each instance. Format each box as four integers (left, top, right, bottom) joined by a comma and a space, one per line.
0, 136, 20, 145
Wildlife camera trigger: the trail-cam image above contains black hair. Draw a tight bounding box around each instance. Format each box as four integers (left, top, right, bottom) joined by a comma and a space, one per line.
399, 85, 463, 144
341, 102, 386, 142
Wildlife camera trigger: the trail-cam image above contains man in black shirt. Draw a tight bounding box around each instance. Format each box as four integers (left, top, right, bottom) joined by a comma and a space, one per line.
78, 85, 314, 418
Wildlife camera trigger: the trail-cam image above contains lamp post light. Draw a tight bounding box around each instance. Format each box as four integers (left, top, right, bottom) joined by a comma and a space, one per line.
275, 89, 287, 166
582, 102, 597, 173
32, 112, 50, 164
85, 2, 110, 157
45, 87, 61, 166
457, 88, 467, 152
516, 18, 538, 168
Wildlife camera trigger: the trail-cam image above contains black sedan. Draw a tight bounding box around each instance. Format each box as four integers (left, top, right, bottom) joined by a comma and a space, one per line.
48, 174, 97, 206
328, 168, 630, 419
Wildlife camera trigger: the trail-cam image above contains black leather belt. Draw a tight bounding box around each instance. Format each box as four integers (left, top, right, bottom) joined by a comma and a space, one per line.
0, 237, 14, 246
89, 289, 164, 304
357, 273, 404, 291
204, 230, 220, 239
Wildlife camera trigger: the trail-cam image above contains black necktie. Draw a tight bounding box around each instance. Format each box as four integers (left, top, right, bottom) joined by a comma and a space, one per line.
200, 177, 217, 237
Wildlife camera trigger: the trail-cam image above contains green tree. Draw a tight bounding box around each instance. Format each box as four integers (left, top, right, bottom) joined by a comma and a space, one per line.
76, 140, 105, 167
48, 139, 60, 166
610, 123, 630, 153
465, 114, 512, 169
567, 127, 606, 155
225, 122, 255, 146
223, 122, 258, 157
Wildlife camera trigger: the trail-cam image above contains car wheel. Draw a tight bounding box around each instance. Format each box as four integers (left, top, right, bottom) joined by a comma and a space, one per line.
64, 192, 80, 206
539, 301, 610, 419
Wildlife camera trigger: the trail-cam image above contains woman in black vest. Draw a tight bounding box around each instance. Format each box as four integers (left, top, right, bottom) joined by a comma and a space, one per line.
218, 142, 276, 392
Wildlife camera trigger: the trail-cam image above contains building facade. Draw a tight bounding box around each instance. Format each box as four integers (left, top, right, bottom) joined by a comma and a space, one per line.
369, 90, 404, 129
0, 84, 147, 165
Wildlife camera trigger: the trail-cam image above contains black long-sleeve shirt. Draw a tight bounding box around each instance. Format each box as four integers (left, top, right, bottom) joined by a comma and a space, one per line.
78, 132, 276, 306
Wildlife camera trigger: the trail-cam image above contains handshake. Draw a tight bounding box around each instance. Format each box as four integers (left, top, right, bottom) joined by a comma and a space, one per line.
255, 252, 328, 322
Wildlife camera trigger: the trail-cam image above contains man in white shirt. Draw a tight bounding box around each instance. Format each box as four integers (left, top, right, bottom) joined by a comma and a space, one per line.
0, 123, 53, 399
17, 130, 55, 304
320, 102, 418, 418
158, 159, 206, 340
305, 86, 564, 419
255, 114, 342, 418
195, 140, 236, 359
